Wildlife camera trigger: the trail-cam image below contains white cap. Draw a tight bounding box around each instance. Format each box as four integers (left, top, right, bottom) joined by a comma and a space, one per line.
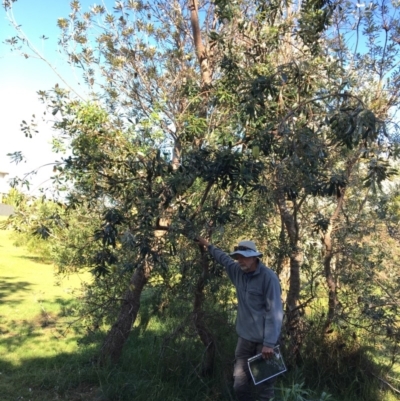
230, 240, 263, 258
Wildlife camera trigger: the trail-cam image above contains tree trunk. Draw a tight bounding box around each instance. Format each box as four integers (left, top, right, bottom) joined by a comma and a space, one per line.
275, 215, 287, 278
286, 248, 302, 314
188, 0, 211, 87
98, 262, 151, 365
322, 154, 359, 329
172, 138, 181, 170
322, 194, 344, 330
275, 189, 302, 312
192, 245, 215, 376
275, 185, 303, 364
323, 230, 337, 329
188, 0, 211, 149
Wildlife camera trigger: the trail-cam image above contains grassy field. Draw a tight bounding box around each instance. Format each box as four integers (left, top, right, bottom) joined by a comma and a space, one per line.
1, 216, 399, 401
0, 220, 225, 401
0, 218, 99, 401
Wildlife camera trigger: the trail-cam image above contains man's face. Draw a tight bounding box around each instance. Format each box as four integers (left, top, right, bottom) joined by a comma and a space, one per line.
236, 255, 258, 273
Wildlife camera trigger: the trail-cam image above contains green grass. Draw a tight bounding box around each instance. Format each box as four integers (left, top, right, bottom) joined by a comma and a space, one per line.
0, 218, 98, 401
1, 216, 399, 401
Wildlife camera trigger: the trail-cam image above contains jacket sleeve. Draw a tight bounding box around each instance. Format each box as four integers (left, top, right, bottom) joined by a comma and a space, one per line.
263, 273, 284, 348
208, 245, 239, 284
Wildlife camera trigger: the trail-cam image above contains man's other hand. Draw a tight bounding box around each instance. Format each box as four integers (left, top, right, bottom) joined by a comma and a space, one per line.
196, 237, 210, 247
261, 346, 274, 359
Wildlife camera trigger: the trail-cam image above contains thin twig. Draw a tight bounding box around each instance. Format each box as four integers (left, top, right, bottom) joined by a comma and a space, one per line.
6, 8, 84, 100
371, 373, 400, 395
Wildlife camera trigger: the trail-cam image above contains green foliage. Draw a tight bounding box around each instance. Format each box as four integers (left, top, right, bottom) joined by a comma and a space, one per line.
363, 157, 397, 192
278, 375, 335, 401
298, 317, 387, 401
329, 107, 382, 149
2, 188, 25, 206
3, 0, 400, 398
298, 0, 333, 54
2, 220, 399, 400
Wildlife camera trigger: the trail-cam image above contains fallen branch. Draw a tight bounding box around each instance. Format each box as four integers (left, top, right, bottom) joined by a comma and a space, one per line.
371, 373, 400, 395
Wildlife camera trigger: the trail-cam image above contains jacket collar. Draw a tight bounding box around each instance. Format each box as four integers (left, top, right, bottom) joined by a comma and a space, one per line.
244, 259, 263, 276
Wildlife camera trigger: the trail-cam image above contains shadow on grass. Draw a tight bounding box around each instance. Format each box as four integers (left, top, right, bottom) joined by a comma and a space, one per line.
0, 297, 85, 350
0, 319, 387, 401
0, 283, 388, 401
0, 349, 102, 401
0, 325, 232, 401
0, 304, 237, 401
0, 277, 32, 303
17, 255, 52, 264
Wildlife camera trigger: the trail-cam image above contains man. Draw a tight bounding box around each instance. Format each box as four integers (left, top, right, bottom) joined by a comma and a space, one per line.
196, 237, 283, 401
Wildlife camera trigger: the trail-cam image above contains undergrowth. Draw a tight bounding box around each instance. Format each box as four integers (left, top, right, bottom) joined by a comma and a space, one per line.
1, 221, 399, 401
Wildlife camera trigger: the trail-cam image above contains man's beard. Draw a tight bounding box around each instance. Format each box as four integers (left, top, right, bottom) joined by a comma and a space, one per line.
239, 264, 251, 273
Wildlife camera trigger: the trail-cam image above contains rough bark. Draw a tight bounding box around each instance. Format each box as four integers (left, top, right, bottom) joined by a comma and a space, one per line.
275, 189, 302, 313
323, 193, 345, 330
172, 137, 182, 171
275, 214, 287, 278
275, 184, 303, 364
98, 262, 151, 365
322, 229, 337, 329
185, 3, 215, 367
322, 154, 358, 330
188, 0, 212, 87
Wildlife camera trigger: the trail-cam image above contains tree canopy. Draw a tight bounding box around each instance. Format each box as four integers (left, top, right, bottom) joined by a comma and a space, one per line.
3, 0, 400, 398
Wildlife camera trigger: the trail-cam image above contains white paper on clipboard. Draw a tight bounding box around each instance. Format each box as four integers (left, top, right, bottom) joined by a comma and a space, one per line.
247, 345, 287, 385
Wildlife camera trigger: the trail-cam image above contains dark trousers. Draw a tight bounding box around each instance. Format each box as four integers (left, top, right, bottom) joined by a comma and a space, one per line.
233, 337, 275, 401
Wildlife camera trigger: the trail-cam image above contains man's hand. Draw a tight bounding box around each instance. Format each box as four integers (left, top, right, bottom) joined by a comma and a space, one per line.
196, 237, 210, 247
261, 346, 274, 359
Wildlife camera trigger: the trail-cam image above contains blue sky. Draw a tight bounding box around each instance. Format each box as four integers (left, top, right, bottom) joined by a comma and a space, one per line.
1, 1, 398, 195
0, 1, 111, 194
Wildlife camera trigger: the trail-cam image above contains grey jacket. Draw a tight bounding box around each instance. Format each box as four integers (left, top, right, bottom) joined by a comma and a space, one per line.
208, 245, 283, 348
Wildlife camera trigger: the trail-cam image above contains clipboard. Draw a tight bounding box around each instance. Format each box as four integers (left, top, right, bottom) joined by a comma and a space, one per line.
247, 345, 286, 385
